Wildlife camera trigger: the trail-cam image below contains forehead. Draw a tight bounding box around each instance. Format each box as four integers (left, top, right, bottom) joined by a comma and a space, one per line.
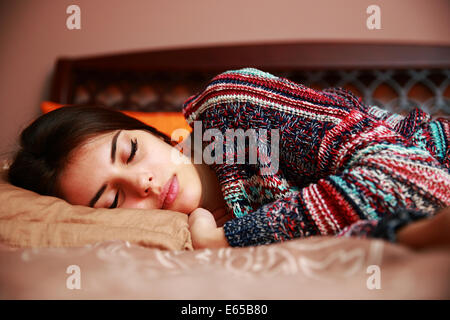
75, 131, 117, 159
58, 131, 116, 205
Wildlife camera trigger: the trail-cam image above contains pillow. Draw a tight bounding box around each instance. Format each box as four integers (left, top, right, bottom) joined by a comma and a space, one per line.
0, 166, 193, 250
40, 101, 192, 139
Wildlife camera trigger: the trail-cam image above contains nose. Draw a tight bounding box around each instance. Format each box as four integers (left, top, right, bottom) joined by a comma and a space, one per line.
130, 172, 154, 197
142, 177, 152, 195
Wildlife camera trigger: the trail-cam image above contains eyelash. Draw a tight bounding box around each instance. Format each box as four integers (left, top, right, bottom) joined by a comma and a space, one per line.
109, 192, 119, 209
109, 138, 138, 209
126, 138, 138, 164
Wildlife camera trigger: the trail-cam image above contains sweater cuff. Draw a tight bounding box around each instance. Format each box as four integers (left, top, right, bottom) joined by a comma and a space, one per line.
337, 208, 429, 243
223, 213, 273, 247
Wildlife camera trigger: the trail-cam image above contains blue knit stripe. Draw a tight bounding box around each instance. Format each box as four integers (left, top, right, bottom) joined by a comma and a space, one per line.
429, 121, 446, 161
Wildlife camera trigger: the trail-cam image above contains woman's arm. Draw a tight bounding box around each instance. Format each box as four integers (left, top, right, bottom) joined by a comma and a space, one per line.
221, 109, 450, 247
188, 206, 450, 250
183, 68, 450, 248
190, 125, 450, 249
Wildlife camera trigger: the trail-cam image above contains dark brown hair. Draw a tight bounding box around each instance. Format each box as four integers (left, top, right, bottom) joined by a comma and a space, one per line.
8, 106, 173, 198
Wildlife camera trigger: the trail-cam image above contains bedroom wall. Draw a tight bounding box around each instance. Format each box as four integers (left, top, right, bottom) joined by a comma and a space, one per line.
0, 0, 449, 158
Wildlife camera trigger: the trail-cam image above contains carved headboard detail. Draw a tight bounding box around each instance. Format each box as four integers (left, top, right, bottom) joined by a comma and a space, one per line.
50, 42, 450, 118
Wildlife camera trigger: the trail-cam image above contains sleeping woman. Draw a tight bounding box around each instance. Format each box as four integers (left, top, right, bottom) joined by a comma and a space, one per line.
8, 68, 450, 250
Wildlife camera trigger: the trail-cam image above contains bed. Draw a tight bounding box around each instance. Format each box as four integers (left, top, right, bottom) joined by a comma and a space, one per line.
1, 42, 449, 300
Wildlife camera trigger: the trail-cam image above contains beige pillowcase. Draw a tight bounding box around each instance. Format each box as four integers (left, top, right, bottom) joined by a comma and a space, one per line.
0, 167, 193, 251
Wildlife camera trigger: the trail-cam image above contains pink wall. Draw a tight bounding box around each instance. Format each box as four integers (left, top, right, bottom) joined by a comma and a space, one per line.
1, 0, 449, 157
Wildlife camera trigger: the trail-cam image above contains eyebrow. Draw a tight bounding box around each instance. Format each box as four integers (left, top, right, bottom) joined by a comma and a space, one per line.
110, 130, 122, 164
88, 130, 121, 207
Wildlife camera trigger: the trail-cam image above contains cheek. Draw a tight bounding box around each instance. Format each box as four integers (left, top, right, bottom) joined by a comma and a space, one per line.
176, 166, 203, 213
122, 197, 156, 210
176, 193, 199, 213
141, 139, 173, 163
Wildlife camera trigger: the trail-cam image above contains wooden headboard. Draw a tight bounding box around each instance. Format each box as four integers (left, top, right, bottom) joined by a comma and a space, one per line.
49, 42, 450, 118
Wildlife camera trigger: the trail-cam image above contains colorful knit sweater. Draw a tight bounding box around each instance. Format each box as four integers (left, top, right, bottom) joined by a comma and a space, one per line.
182, 68, 450, 247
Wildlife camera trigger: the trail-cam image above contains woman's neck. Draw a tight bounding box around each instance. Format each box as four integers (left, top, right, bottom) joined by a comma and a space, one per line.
181, 133, 229, 221
194, 162, 227, 217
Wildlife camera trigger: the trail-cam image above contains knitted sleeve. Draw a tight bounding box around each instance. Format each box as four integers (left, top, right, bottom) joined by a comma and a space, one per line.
183, 68, 450, 247
222, 108, 450, 246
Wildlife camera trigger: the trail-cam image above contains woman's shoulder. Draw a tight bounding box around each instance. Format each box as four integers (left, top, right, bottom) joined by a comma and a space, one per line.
182, 68, 278, 124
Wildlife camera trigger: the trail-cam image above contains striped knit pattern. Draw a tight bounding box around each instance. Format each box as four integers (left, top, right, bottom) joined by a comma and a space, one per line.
182, 68, 450, 247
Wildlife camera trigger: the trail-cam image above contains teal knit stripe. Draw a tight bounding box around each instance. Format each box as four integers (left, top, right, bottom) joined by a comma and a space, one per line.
223, 67, 278, 79
329, 175, 381, 220
411, 128, 428, 150
429, 121, 446, 161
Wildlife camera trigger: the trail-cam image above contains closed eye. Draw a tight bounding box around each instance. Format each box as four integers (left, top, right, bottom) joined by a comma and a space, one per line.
126, 138, 138, 164
109, 191, 119, 209
108, 138, 137, 209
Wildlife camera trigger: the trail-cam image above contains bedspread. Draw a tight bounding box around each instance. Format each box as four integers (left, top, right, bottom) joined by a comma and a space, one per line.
1, 236, 449, 299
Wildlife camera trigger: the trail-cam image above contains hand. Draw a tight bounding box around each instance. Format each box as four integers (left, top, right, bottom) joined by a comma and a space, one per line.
188, 208, 229, 249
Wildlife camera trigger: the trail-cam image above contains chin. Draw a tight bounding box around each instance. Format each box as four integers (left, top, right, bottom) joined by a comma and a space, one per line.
170, 204, 193, 215
174, 189, 201, 214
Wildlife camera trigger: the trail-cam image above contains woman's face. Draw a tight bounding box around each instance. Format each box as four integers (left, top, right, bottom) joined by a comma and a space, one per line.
58, 129, 202, 214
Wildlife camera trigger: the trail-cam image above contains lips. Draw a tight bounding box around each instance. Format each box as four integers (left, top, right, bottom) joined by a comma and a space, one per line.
160, 175, 179, 209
